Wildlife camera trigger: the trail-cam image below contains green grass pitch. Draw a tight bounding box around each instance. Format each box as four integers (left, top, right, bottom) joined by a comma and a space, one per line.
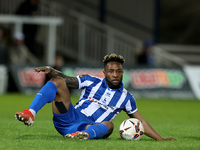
0, 93, 200, 150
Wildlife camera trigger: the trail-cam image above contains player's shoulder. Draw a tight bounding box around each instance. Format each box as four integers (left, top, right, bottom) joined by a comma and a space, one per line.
79, 74, 103, 81
123, 88, 135, 99
122, 88, 129, 95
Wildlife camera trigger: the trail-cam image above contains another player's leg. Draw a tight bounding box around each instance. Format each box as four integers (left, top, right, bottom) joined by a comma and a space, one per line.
66, 121, 114, 139
15, 77, 70, 126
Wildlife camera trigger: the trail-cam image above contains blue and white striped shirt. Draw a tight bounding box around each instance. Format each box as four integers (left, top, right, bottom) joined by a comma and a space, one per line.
75, 74, 137, 123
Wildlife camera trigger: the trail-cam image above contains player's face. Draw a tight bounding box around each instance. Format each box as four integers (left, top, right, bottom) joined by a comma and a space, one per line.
103, 61, 123, 89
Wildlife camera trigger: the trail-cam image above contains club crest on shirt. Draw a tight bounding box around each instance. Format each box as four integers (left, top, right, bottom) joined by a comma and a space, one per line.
103, 92, 111, 103
103, 98, 107, 103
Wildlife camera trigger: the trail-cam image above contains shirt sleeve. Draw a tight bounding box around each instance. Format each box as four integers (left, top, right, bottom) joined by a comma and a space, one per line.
76, 74, 95, 89
125, 94, 138, 115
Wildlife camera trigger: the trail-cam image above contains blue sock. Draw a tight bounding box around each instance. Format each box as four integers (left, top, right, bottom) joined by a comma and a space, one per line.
29, 81, 57, 113
83, 124, 109, 139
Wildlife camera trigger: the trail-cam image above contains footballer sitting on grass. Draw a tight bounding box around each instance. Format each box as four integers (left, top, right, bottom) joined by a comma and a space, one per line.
15, 53, 176, 140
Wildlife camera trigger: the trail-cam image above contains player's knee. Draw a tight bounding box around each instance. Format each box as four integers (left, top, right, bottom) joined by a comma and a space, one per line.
102, 121, 114, 133
100, 121, 114, 138
50, 77, 66, 88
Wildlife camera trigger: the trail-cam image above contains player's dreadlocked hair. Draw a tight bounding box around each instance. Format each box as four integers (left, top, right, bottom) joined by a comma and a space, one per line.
103, 53, 125, 67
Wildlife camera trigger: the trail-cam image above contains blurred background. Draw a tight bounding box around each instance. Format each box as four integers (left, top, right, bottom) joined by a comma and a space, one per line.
0, 0, 200, 99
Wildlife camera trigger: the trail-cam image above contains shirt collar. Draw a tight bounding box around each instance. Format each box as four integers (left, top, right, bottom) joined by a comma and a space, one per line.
102, 78, 124, 92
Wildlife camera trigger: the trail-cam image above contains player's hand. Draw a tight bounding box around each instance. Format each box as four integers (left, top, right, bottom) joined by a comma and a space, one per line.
34, 66, 52, 74
34, 66, 66, 79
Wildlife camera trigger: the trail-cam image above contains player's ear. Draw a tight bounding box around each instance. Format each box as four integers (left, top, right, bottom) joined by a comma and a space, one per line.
103, 70, 106, 76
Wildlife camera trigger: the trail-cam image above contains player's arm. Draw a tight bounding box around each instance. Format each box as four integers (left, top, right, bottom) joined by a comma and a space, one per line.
128, 111, 176, 141
34, 66, 79, 89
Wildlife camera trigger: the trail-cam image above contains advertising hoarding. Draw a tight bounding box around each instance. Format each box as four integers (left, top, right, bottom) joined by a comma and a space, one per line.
10, 65, 196, 99
184, 66, 200, 100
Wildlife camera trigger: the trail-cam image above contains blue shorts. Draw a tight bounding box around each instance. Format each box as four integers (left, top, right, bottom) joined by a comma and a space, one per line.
53, 103, 95, 136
